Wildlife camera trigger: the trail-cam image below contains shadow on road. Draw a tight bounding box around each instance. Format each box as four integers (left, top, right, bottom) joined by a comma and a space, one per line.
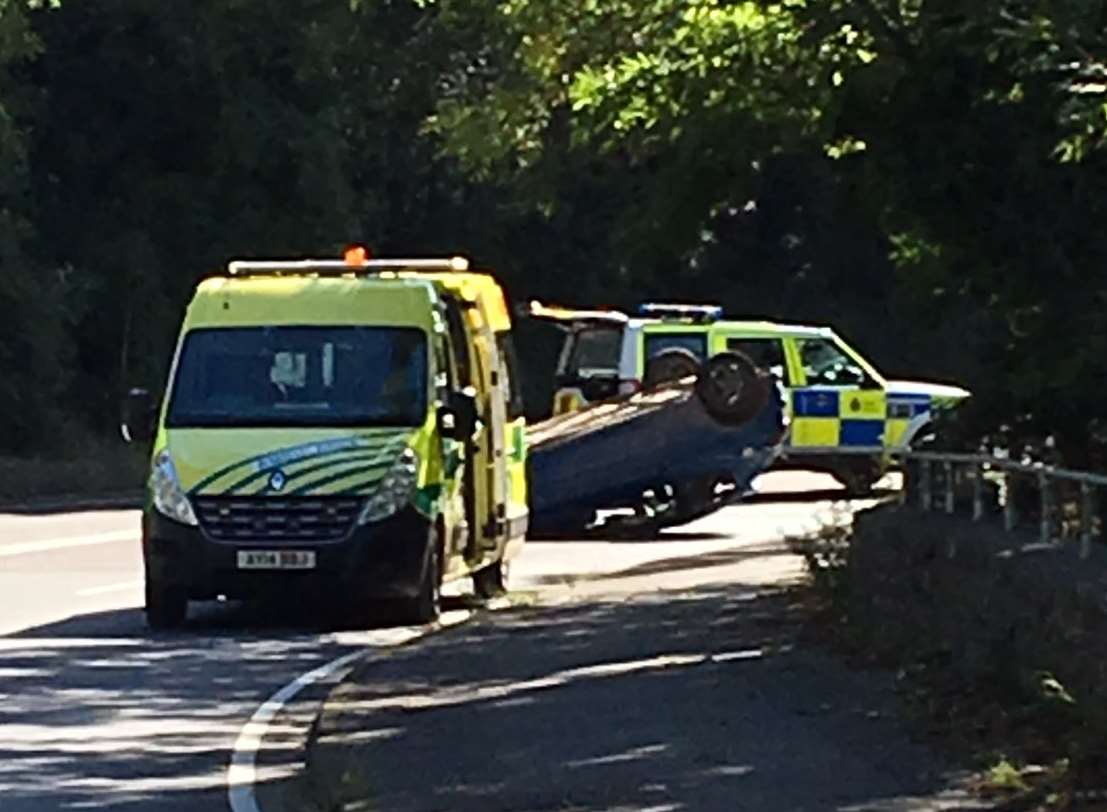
307, 586, 983, 812
0, 597, 446, 811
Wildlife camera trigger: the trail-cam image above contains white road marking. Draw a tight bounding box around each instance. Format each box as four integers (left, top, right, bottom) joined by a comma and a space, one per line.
227, 610, 471, 812
75, 579, 143, 597
0, 530, 136, 558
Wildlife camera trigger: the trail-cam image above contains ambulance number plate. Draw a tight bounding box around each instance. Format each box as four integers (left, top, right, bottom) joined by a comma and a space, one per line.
236, 550, 317, 570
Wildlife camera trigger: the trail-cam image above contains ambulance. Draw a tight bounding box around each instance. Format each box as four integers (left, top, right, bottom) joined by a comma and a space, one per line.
124, 250, 527, 629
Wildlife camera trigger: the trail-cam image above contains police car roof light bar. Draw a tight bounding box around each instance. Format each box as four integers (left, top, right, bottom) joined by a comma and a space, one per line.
639, 302, 723, 323
226, 256, 471, 277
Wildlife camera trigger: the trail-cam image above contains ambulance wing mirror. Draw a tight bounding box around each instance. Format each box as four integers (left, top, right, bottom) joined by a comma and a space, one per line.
439, 388, 479, 441
120, 387, 158, 444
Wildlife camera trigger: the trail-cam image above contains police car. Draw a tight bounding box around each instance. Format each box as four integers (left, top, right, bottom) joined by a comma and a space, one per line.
531, 301, 970, 493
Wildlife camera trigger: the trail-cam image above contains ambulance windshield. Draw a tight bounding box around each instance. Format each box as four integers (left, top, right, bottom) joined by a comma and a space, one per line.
167, 326, 427, 428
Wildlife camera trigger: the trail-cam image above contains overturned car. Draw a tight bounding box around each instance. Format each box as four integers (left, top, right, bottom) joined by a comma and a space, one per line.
526, 352, 787, 536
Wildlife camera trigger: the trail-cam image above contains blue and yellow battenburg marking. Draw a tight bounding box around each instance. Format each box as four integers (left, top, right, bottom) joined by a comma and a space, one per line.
790, 390, 932, 449
188, 432, 410, 497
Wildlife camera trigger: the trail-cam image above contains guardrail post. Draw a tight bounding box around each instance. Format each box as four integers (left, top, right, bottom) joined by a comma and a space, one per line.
972, 464, 984, 521
898, 457, 911, 507
944, 461, 955, 514
1081, 482, 1095, 560
1004, 473, 1017, 532
1039, 470, 1052, 544
921, 460, 932, 512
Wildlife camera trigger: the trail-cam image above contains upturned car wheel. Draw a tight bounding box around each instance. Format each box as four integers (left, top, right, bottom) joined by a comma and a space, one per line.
643, 348, 701, 390
694, 351, 769, 425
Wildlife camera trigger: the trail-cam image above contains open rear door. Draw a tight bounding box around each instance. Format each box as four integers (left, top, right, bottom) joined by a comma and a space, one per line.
527, 301, 631, 414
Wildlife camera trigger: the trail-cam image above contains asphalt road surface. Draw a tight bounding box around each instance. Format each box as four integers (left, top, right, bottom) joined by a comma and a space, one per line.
1, 471, 974, 812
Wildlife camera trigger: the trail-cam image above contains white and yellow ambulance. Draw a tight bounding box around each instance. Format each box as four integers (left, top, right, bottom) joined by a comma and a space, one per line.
127, 251, 527, 629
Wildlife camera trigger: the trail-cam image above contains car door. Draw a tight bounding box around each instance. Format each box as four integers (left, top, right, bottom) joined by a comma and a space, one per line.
788, 336, 886, 452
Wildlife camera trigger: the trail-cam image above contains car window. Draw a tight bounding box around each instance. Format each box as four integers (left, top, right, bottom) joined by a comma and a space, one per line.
796, 338, 870, 387
562, 327, 622, 378
643, 332, 707, 361
496, 332, 526, 419
726, 337, 788, 384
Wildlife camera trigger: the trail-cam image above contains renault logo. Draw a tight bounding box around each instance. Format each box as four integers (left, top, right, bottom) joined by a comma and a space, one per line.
268, 470, 287, 492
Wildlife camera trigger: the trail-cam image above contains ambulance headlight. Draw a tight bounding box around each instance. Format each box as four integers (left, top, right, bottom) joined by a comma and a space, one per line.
150, 450, 199, 526
358, 448, 419, 525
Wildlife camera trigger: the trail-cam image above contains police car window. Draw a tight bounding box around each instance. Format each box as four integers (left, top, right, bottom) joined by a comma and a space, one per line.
796, 338, 868, 387
726, 338, 788, 383
644, 333, 707, 361
567, 328, 621, 377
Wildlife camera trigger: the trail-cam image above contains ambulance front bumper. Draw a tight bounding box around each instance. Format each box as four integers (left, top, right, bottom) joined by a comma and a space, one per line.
142, 505, 433, 602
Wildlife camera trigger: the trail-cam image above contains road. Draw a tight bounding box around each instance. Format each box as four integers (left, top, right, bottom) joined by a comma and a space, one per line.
0, 472, 964, 812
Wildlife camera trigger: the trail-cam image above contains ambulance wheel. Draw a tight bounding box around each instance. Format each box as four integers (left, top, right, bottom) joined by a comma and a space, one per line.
145, 579, 187, 630
695, 352, 768, 425
402, 528, 442, 624
643, 348, 701, 390
473, 558, 508, 599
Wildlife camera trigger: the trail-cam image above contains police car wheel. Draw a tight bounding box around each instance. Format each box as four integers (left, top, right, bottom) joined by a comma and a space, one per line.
145, 579, 187, 630
695, 351, 768, 425
643, 348, 701, 390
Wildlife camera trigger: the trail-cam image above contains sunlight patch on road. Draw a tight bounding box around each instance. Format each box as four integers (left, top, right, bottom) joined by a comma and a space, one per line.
0, 530, 136, 558
76, 579, 143, 597
335, 647, 767, 715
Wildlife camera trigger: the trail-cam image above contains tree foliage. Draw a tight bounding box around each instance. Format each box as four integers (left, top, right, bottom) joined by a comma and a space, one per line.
0, 0, 1104, 464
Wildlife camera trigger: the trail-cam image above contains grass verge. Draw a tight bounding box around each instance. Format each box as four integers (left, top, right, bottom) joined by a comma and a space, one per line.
789, 509, 1107, 811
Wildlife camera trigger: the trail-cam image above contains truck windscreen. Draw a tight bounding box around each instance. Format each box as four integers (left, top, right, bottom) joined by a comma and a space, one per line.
166, 326, 427, 428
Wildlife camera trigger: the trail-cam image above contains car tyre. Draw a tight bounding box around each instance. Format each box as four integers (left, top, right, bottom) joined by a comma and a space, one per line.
643, 348, 701, 390
145, 579, 187, 630
695, 351, 769, 425
473, 558, 509, 599
401, 527, 442, 624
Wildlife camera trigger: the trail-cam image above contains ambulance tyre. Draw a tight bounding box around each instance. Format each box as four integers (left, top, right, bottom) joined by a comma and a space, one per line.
145, 578, 187, 630
695, 352, 769, 425
643, 348, 701, 390
473, 558, 508, 599
401, 526, 442, 625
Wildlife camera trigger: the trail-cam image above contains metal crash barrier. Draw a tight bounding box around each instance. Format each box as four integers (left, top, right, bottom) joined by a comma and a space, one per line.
899, 451, 1107, 558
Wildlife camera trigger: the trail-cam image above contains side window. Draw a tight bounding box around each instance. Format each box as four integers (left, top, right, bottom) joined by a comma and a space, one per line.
442, 298, 472, 388
433, 332, 452, 402
726, 338, 788, 384
496, 333, 525, 420
561, 327, 621, 378
644, 332, 707, 361
796, 338, 870, 387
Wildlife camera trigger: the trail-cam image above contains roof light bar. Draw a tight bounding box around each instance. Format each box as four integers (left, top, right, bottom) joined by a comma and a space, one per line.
226, 256, 471, 276
639, 302, 723, 322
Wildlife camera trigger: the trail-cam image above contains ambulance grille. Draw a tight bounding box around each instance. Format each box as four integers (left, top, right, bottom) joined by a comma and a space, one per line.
193, 497, 363, 544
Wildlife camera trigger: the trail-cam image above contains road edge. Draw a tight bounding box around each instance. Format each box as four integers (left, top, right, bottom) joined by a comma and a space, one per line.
0, 492, 143, 514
